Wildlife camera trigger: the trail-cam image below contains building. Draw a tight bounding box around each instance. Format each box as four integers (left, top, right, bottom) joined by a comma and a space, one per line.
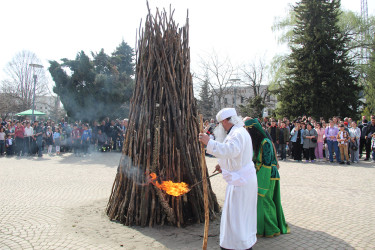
0, 93, 65, 120
34, 95, 66, 120
212, 85, 277, 117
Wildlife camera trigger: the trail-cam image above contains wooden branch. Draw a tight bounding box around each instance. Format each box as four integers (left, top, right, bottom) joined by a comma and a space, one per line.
200, 114, 209, 250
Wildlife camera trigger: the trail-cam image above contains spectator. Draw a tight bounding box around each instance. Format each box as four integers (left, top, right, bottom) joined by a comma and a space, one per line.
337, 124, 350, 165
5, 134, 14, 156
371, 132, 375, 163
91, 121, 99, 145
314, 122, 325, 161
81, 124, 91, 156
359, 119, 368, 159
325, 120, 341, 163
45, 126, 54, 155
33, 121, 44, 157
53, 127, 61, 155
24, 122, 34, 156
14, 121, 25, 156
349, 121, 361, 163
303, 123, 318, 163
97, 129, 110, 152
290, 121, 304, 162
71, 124, 81, 156
267, 119, 280, 153
278, 121, 290, 161
0, 127, 5, 156
364, 116, 375, 161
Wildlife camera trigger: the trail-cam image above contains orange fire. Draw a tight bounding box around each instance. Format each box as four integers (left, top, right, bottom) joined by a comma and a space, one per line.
149, 173, 190, 197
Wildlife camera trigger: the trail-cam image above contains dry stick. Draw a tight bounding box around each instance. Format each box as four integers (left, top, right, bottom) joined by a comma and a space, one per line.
199, 114, 209, 250
189, 172, 221, 190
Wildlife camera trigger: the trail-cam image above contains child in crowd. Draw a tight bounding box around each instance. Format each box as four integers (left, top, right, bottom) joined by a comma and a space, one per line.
5, 134, 14, 156
337, 124, 350, 165
46, 126, 54, 155
81, 124, 91, 156
53, 128, 61, 155
71, 124, 81, 156
371, 133, 375, 163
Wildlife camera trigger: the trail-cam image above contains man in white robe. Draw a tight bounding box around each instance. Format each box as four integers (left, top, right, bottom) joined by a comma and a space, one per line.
199, 108, 257, 250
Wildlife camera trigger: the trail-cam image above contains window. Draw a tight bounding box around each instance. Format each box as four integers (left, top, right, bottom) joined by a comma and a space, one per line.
224, 98, 228, 105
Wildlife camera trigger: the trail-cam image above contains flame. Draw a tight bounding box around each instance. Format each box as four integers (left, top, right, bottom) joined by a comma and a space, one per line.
149, 173, 190, 197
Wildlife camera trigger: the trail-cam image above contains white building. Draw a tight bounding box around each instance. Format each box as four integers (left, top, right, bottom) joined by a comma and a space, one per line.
34, 95, 66, 119
212, 85, 277, 116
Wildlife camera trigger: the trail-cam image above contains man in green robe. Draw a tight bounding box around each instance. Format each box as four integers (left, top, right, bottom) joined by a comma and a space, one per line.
244, 118, 290, 237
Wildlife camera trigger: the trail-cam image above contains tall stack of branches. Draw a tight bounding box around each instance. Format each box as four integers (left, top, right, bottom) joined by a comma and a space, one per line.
106, 6, 219, 227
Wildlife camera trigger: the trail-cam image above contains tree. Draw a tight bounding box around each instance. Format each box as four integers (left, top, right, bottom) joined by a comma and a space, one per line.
271, 6, 375, 119
197, 71, 214, 119
49, 41, 135, 121
195, 51, 235, 114
363, 39, 375, 116
277, 0, 361, 120
1, 50, 50, 115
238, 57, 270, 118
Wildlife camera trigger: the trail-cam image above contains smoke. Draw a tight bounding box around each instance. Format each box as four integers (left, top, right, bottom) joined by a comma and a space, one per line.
119, 155, 150, 186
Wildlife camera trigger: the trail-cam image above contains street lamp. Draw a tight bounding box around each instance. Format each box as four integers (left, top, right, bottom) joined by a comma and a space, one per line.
29, 63, 44, 122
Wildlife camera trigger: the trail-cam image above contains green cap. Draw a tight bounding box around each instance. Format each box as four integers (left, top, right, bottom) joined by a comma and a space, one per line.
244, 118, 267, 138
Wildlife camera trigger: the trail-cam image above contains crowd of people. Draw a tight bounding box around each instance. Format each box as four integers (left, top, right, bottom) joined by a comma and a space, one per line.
204, 114, 375, 165
0, 117, 128, 158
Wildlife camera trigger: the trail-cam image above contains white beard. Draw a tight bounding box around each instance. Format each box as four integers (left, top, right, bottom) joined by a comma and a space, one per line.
213, 123, 227, 143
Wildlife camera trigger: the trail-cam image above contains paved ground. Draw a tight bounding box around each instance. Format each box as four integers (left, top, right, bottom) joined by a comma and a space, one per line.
0, 152, 374, 249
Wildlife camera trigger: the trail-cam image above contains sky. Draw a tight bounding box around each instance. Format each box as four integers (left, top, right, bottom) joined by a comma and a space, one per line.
0, 0, 374, 85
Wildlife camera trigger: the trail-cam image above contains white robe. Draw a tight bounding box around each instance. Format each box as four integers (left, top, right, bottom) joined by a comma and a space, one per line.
207, 124, 257, 250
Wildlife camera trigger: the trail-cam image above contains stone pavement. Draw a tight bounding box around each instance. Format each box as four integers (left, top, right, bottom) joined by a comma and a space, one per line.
0, 152, 375, 249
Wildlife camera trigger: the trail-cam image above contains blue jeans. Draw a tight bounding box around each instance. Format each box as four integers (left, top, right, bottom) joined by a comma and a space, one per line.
36, 137, 43, 157
327, 140, 341, 162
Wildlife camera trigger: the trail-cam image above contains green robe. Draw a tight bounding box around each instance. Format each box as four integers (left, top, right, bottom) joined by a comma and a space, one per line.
255, 138, 290, 237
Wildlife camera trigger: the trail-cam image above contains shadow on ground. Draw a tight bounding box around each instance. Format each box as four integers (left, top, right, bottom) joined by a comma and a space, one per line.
63, 199, 354, 250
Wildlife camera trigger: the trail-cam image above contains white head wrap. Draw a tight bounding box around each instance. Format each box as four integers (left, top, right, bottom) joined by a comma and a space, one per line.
216, 108, 237, 122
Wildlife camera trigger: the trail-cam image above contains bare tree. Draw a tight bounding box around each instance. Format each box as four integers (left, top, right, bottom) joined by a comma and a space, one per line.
194, 51, 235, 113
1, 50, 50, 114
239, 57, 271, 117
241, 57, 270, 99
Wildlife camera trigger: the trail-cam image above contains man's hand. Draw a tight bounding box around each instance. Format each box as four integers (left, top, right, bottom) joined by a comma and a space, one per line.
199, 133, 210, 145
213, 164, 222, 174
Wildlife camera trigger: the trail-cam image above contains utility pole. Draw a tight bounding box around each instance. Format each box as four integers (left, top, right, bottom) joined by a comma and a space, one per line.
29, 63, 44, 122
361, 0, 369, 64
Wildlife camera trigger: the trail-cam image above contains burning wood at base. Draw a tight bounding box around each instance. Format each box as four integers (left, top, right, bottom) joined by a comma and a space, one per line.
148, 172, 220, 197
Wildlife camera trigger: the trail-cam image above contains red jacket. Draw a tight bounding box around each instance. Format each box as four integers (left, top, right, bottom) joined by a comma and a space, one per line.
15, 125, 25, 138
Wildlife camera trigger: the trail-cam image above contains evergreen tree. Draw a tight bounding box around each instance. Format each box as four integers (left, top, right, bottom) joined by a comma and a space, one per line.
111, 40, 135, 76
197, 75, 214, 119
277, 0, 361, 120
49, 41, 135, 121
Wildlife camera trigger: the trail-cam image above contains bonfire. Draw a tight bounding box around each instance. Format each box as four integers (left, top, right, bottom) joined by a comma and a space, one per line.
106, 5, 219, 228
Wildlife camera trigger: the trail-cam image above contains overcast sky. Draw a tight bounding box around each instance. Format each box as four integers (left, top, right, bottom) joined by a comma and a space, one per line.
0, 0, 374, 82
